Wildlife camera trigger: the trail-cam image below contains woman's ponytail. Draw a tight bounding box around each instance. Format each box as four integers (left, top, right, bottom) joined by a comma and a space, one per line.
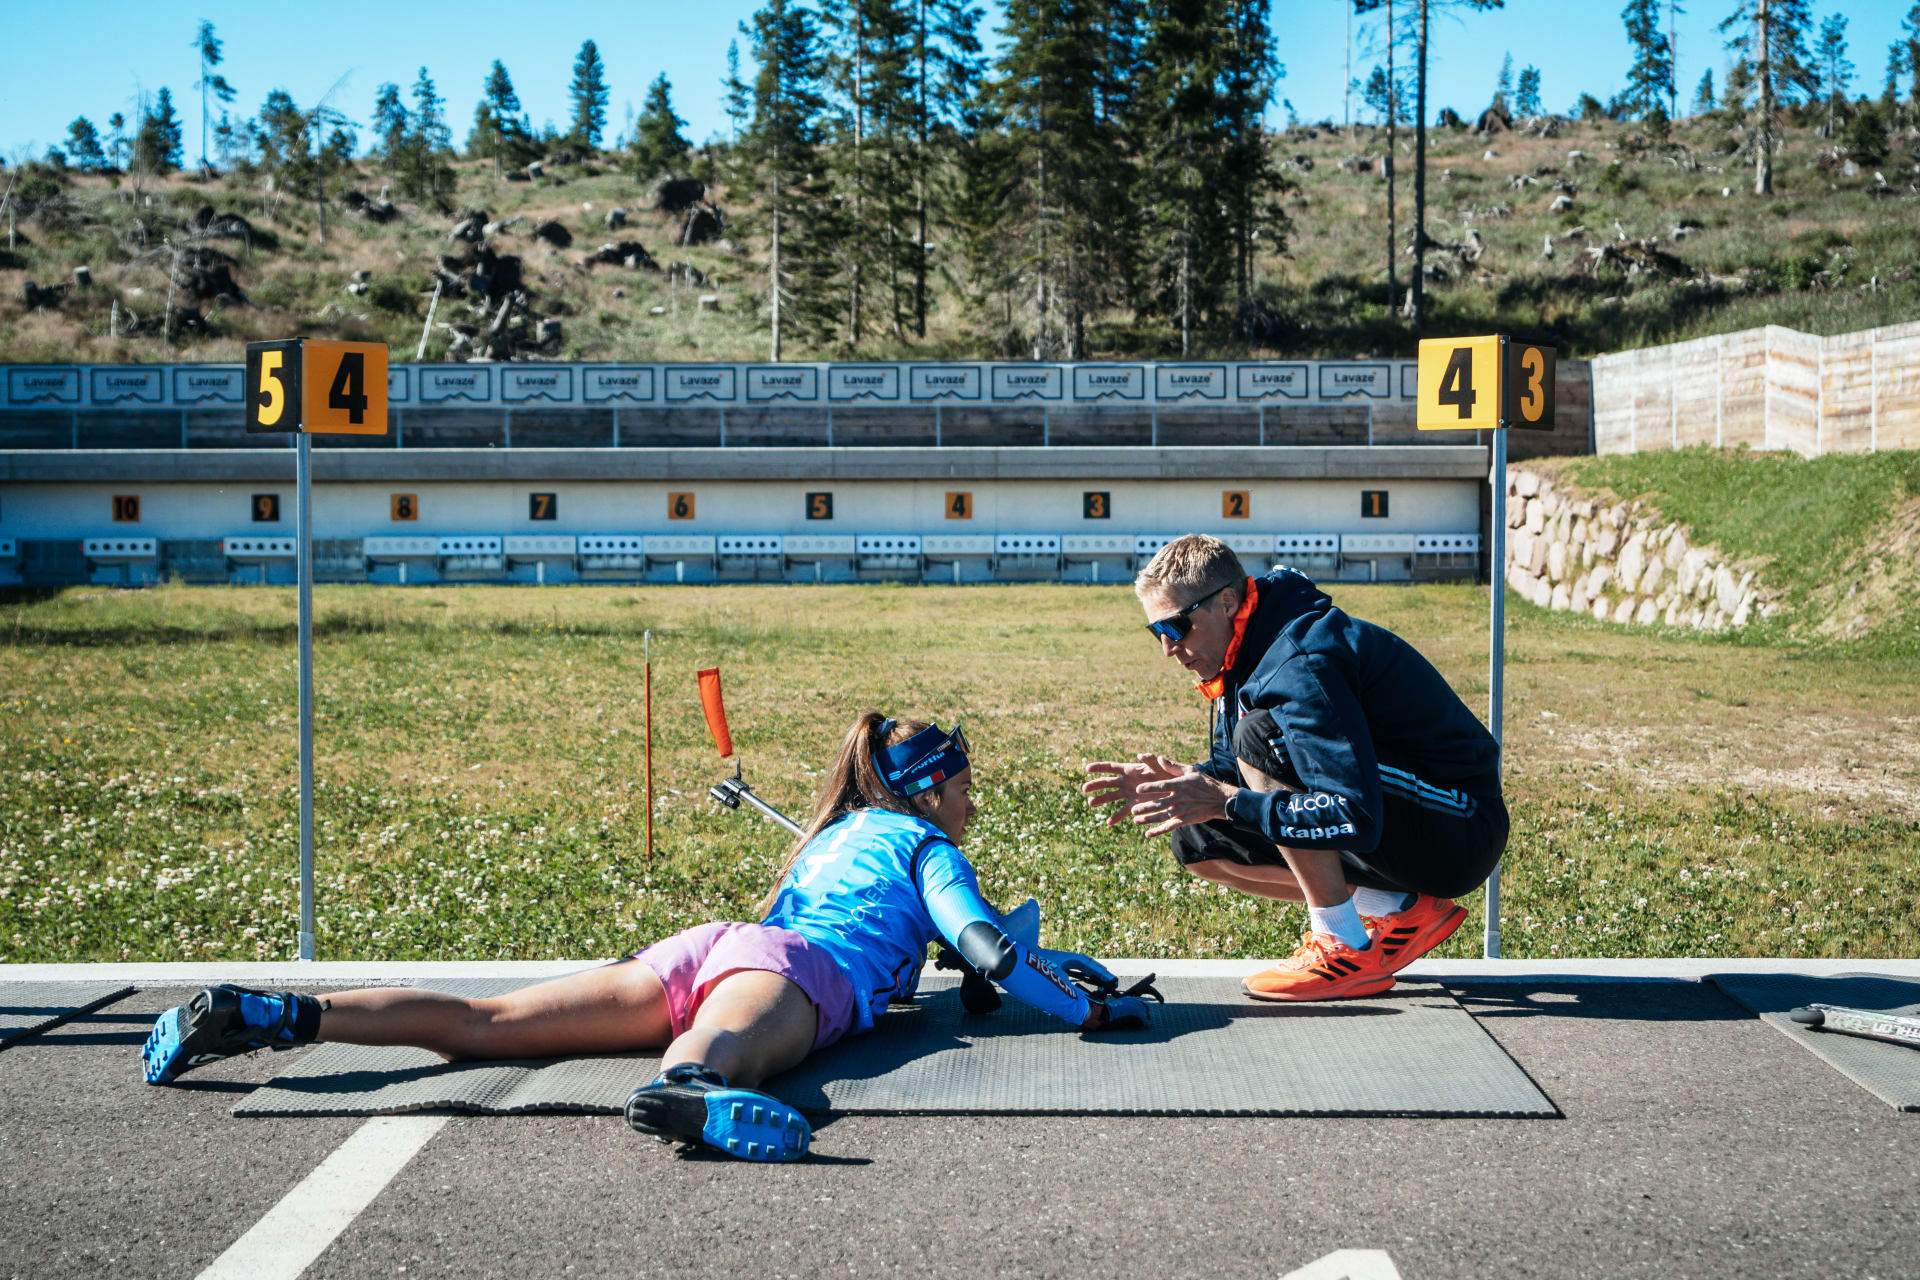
754, 710, 931, 917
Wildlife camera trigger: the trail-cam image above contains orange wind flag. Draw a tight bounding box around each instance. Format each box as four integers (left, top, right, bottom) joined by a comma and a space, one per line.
697, 667, 734, 758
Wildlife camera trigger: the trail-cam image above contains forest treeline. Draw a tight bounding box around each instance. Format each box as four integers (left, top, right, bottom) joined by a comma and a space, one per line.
21, 3, 1920, 359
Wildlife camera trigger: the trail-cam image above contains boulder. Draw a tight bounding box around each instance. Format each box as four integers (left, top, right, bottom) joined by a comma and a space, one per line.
665, 261, 707, 286
1715, 565, 1742, 614
585, 240, 658, 270
1525, 535, 1549, 576
697, 293, 720, 311
1514, 470, 1540, 498
651, 176, 706, 213
1591, 596, 1611, 621
72, 265, 91, 287
1634, 598, 1658, 626
1663, 526, 1689, 568
604, 206, 629, 230
1570, 583, 1589, 614
1509, 530, 1535, 572
681, 203, 724, 246
1638, 557, 1664, 596
532, 220, 572, 248
1524, 498, 1545, 533
1551, 582, 1572, 611
1547, 539, 1568, 582
1617, 534, 1647, 592
534, 318, 563, 347
1587, 564, 1612, 597
1612, 597, 1636, 624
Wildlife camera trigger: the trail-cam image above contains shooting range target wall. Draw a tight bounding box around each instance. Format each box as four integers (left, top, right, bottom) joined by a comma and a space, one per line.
0, 358, 1592, 587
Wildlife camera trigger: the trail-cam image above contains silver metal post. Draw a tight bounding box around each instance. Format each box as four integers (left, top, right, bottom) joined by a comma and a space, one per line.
1484, 425, 1507, 959
297, 432, 316, 961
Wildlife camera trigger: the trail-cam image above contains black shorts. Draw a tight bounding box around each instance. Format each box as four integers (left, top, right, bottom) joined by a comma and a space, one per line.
1169, 710, 1507, 900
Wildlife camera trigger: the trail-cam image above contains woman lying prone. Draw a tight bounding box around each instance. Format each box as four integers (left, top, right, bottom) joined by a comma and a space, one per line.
143, 711, 1150, 1161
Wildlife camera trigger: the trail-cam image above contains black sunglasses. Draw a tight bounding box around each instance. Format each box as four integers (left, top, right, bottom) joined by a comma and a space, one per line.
1144, 582, 1231, 643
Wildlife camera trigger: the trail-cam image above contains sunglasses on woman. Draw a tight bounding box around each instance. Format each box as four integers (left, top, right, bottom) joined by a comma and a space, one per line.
1144, 582, 1231, 643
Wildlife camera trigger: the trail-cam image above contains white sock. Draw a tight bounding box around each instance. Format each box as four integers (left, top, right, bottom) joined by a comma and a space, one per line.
1351, 887, 1415, 917
1308, 899, 1371, 950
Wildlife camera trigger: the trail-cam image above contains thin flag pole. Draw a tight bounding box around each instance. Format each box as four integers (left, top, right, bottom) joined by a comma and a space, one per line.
644, 630, 654, 862
297, 432, 316, 962
1485, 422, 1507, 959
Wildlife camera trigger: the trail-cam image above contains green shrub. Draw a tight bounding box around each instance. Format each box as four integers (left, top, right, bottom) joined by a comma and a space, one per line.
367, 277, 419, 315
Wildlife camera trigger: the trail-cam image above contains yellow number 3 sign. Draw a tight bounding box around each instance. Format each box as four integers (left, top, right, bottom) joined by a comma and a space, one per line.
245, 338, 390, 436
1416, 336, 1555, 432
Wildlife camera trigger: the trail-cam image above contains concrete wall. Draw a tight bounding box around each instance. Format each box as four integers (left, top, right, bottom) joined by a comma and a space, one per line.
1591, 321, 1920, 457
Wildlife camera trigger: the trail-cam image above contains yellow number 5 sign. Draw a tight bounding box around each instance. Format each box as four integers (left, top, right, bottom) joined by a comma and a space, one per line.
1416, 336, 1555, 431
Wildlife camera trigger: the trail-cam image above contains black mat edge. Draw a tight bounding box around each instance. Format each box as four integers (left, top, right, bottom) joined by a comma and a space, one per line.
1705, 972, 1920, 1113
0, 984, 137, 1049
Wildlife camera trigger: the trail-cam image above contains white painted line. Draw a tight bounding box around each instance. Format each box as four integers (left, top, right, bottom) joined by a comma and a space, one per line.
1282, 1249, 1403, 1280
6, 957, 1920, 986
197, 1115, 448, 1280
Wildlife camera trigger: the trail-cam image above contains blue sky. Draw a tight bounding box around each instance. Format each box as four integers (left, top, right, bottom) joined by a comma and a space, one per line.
0, 1, 1904, 162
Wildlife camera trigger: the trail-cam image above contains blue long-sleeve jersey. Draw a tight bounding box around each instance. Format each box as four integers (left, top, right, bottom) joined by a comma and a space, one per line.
1198, 568, 1502, 854
760, 808, 1091, 1034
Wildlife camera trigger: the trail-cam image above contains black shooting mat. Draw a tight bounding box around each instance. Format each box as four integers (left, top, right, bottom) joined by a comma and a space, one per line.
237, 975, 1555, 1118
0, 981, 134, 1049
1707, 972, 1920, 1112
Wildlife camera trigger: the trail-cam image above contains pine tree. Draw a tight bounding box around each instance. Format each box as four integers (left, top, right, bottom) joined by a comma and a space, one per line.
1514, 65, 1541, 117
1816, 14, 1852, 132
569, 40, 610, 150
1620, 0, 1673, 120
407, 68, 453, 197
724, 40, 752, 143
134, 88, 185, 174
1139, 0, 1230, 356
191, 21, 236, 168
470, 60, 533, 166
1493, 52, 1513, 110
738, 0, 838, 357
1902, 3, 1920, 111
107, 113, 127, 168
632, 74, 693, 179
1694, 69, 1715, 115
371, 83, 410, 169
1408, 0, 1502, 333
65, 118, 106, 171
990, 0, 1140, 359
1720, 0, 1818, 193
925, 0, 1007, 342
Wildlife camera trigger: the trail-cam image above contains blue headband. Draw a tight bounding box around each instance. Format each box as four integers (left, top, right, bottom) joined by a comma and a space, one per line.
874, 721, 969, 798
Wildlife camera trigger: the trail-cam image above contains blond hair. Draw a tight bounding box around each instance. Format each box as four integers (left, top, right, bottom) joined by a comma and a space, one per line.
1134, 534, 1247, 606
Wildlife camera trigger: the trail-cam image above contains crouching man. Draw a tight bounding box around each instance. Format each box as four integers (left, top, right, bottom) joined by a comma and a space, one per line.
1084, 534, 1507, 1000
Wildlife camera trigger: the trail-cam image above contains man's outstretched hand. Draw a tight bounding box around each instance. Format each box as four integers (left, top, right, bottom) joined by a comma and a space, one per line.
1081, 754, 1188, 827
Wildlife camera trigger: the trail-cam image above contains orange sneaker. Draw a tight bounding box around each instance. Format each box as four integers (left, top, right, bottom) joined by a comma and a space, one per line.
1363, 894, 1468, 973
1242, 931, 1397, 1002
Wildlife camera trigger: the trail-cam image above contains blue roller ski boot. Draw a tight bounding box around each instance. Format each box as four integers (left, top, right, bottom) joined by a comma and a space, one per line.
624, 1063, 812, 1162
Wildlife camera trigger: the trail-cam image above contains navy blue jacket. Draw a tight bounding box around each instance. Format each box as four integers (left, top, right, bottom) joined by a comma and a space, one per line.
1198, 569, 1502, 854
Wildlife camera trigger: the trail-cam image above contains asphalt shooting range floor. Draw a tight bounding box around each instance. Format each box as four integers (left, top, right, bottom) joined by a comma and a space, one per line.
2, 956, 1916, 1280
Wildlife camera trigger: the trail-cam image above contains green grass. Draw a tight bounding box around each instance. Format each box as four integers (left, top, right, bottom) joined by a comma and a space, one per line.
1546, 448, 1920, 654
3, 582, 1914, 964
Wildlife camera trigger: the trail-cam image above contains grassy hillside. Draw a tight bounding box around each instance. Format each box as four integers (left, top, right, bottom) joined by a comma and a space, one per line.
1526, 447, 1920, 655
0, 113, 1914, 365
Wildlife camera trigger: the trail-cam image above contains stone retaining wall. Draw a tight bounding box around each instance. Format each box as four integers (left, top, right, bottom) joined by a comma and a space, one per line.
1503, 466, 1777, 631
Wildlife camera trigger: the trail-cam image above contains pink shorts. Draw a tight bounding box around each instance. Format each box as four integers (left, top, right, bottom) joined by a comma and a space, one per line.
634, 921, 859, 1051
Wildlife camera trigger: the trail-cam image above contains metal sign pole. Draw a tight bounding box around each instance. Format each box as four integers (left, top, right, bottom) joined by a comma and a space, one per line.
297, 432, 316, 961
1484, 423, 1507, 959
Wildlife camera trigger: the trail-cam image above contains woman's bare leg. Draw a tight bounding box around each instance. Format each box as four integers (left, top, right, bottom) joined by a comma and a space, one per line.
314, 959, 674, 1061
660, 969, 819, 1087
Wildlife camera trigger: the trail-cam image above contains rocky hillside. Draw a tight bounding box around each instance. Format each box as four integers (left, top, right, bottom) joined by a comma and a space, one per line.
0, 113, 1915, 365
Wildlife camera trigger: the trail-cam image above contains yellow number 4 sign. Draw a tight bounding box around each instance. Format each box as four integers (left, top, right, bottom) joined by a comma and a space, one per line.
1416, 336, 1556, 431
245, 338, 390, 436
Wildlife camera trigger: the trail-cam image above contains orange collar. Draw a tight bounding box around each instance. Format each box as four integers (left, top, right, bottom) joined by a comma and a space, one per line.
1195, 578, 1259, 700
